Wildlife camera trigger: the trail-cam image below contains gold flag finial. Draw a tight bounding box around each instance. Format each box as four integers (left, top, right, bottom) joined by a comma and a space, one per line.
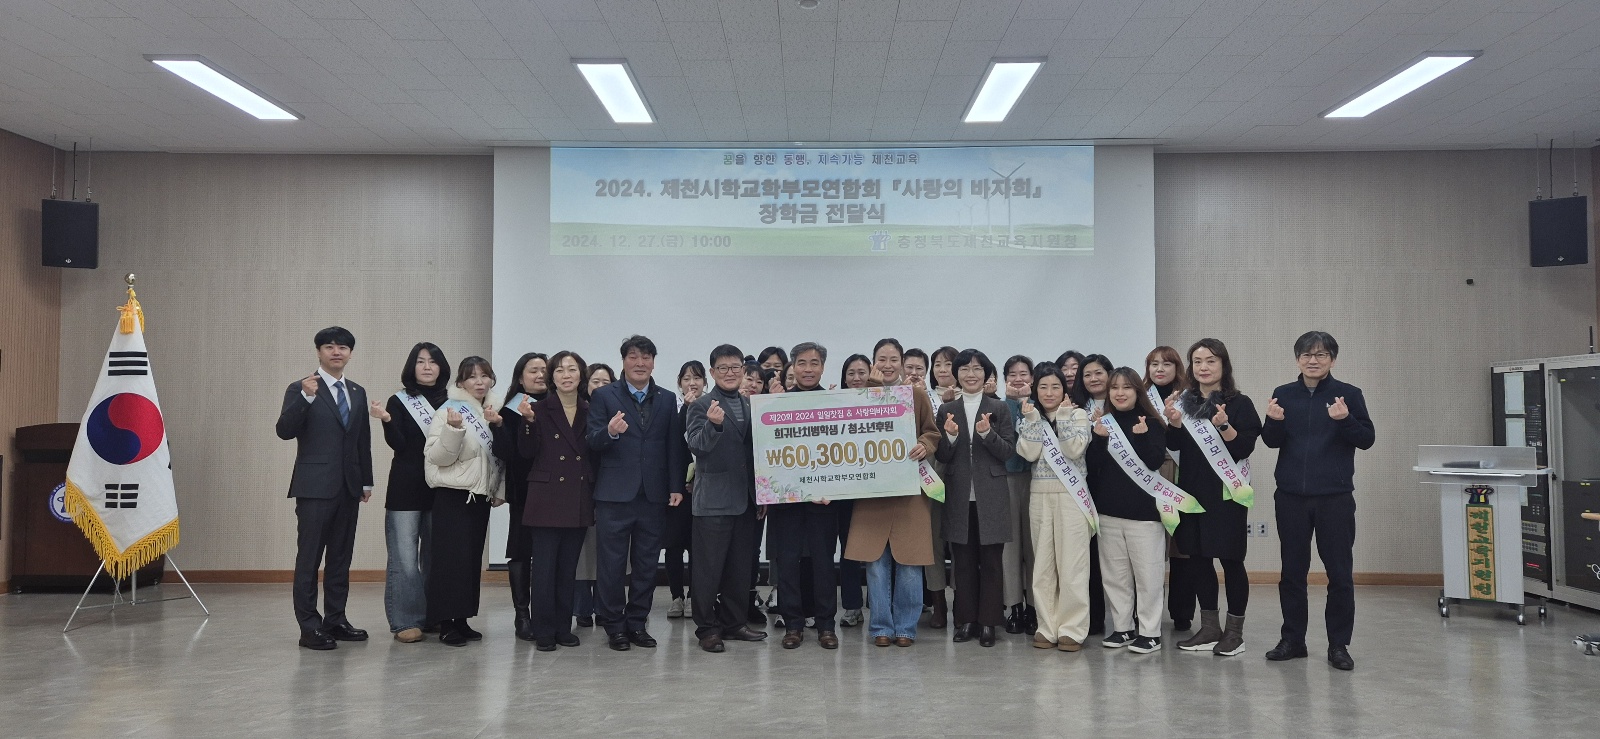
118, 273, 145, 334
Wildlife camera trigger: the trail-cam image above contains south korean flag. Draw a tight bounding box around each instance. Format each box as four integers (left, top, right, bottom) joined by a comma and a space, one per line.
64, 290, 180, 579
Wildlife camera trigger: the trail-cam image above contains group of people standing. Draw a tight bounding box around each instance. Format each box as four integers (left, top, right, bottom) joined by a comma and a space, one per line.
276, 327, 1373, 671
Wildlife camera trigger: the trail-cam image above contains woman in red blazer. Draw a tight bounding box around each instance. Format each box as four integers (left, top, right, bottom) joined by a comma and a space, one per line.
515, 350, 595, 651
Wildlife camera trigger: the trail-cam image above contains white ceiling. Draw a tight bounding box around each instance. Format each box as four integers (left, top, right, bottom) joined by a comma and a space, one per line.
0, 0, 1597, 153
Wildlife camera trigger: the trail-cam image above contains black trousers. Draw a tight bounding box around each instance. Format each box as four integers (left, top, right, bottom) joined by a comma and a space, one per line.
835, 500, 863, 610
768, 503, 838, 632
426, 490, 490, 623
1088, 535, 1104, 632
1193, 557, 1250, 616
691, 511, 757, 638
529, 526, 586, 642
293, 495, 360, 632
594, 496, 666, 635
1168, 554, 1198, 622
1277, 491, 1357, 646
662, 499, 692, 599
950, 502, 1005, 628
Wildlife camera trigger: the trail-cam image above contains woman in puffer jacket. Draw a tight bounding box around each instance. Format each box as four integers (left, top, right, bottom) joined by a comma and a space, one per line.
424, 355, 506, 646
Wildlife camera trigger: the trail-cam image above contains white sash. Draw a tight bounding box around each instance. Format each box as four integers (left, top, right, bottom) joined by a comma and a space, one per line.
395, 391, 435, 431
917, 459, 946, 503
444, 399, 503, 483
1146, 385, 1180, 465
1027, 414, 1098, 533
1099, 415, 1204, 535
1182, 413, 1254, 508
504, 393, 528, 418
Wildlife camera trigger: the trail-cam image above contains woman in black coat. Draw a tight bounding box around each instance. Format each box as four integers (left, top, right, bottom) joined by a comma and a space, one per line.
495, 352, 549, 640
1164, 338, 1261, 657
515, 350, 594, 651
370, 342, 449, 643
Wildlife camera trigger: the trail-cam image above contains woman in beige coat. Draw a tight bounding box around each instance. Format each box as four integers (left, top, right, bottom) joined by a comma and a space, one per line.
423, 356, 505, 646
844, 371, 941, 646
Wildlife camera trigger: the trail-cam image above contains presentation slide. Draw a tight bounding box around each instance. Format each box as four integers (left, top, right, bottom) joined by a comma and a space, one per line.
550, 146, 1092, 257
489, 144, 1154, 564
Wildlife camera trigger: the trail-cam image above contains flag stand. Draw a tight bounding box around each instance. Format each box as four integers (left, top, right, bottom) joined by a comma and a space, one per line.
63, 554, 210, 632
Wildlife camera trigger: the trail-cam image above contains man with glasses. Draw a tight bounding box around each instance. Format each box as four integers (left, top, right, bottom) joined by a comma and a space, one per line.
1261, 331, 1375, 671
683, 345, 769, 652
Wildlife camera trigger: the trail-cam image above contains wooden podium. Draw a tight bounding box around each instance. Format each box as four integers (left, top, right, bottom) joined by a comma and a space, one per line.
9, 422, 164, 592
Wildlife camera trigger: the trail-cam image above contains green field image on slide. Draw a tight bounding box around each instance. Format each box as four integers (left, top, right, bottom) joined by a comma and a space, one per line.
551, 222, 1094, 257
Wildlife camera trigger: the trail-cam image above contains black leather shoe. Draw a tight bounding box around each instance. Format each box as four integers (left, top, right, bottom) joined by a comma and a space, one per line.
556, 632, 580, 647
608, 632, 631, 651
1266, 639, 1309, 661
535, 639, 557, 652
979, 625, 998, 647
299, 629, 337, 650
325, 623, 367, 641
722, 626, 768, 641
1328, 645, 1355, 671
627, 630, 657, 648
514, 609, 536, 642
439, 627, 468, 647
699, 634, 726, 652
576, 614, 595, 627
457, 620, 483, 641
1004, 604, 1025, 634
952, 623, 975, 643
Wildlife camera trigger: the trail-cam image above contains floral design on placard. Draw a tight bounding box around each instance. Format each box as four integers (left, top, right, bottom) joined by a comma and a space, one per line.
755, 475, 806, 504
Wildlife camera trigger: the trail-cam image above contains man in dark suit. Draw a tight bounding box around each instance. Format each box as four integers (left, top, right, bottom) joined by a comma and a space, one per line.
585, 335, 690, 651
275, 326, 374, 650
684, 344, 768, 652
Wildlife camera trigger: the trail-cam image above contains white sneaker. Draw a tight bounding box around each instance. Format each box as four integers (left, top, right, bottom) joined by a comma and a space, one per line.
666, 597, 686, 618
841, 608, 864, 627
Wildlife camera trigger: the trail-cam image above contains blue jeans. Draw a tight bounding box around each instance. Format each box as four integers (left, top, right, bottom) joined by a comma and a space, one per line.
384, 509, 431, 632
866, 545, 924, 639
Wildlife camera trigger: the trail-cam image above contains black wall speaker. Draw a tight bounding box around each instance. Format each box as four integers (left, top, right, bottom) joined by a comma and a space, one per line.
41, 199, 99, 269
1529, 195, 1589, 267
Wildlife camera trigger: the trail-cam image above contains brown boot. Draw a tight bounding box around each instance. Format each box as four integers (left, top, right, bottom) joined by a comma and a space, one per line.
1178, 609, 1221, 651
1213, 613, 1246, 656
929, 590, 948, 629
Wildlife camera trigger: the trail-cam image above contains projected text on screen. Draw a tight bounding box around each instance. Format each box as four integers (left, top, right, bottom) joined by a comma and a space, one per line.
550, 146, 1092, 257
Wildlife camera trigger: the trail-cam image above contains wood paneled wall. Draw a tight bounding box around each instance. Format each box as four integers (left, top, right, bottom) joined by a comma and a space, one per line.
0, 130, 64, 587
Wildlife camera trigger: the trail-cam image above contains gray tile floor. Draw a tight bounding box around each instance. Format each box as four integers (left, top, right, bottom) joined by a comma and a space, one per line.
2, 583, 1597, 738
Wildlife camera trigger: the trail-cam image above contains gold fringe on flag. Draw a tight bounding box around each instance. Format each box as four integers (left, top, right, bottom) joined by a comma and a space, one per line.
64, 480, 179, 580
118, 285, 145, 334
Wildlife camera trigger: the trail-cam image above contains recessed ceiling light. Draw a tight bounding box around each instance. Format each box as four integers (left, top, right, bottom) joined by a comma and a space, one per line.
574, 61, 654, 124
1324, 53, 1479, 118
964, 59, 1044, 123
146, 56, 297, 120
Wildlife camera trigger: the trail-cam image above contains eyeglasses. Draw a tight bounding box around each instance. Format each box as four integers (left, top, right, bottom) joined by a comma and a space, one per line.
712, 364, 744, 374
1298, 352, 1332, 361
957, 366, 986, 375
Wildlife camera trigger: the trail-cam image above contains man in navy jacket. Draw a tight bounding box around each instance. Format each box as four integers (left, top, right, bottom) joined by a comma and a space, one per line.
1260, 331, 1375, 671
585, 335, 690, 651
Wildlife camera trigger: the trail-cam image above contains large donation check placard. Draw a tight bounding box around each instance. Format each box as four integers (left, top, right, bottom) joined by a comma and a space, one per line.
751, 386, 922, 504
